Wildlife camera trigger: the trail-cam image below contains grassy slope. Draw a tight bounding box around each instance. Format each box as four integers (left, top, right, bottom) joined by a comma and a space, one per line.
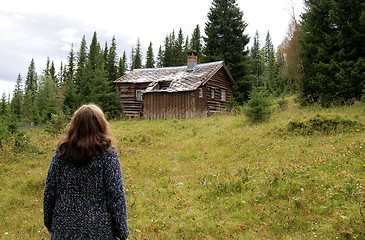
1, 97, 365, 239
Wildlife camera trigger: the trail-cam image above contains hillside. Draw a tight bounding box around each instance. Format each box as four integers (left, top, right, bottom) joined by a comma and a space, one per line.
1, 97, 365, 239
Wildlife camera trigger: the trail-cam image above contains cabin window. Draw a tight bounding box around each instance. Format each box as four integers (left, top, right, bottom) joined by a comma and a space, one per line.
136, 90, 143, 101
198, 88, 203, 98
221, 89, 226, 102
211, 89, 215, 99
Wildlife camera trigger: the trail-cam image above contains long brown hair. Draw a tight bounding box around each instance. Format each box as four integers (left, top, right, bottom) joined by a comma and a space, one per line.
58, 104, 114, 165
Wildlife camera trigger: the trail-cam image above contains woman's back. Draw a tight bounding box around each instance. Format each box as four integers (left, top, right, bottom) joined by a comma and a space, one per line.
43, 104, 129, 240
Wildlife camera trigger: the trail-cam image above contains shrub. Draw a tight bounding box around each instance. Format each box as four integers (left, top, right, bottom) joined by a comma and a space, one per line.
277, 97, 288, 111
45, 113, 67, 136
0, 118, 10, 149
286, 115, 363, 135
244, 87, 274, 123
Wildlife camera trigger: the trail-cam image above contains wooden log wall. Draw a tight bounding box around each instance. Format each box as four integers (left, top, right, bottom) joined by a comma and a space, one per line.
116, 83, 149, 118
143, 91, 207, 119
206, 69, 233, 115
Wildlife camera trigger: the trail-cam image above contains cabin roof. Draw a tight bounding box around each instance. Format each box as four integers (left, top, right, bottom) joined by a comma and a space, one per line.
114, 61, 234, 93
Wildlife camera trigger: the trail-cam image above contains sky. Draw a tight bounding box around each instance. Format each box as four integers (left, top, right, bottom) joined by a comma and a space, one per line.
0, 0, 305, 98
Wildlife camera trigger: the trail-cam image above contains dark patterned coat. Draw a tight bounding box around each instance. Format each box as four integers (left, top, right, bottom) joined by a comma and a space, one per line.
43, 148, 129, 239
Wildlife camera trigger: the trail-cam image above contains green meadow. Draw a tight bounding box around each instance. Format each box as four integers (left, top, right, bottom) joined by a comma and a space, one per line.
1, 97, 365, 239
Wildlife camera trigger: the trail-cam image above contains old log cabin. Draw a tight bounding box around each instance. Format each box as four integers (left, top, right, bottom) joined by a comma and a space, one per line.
114, 52, 234, 119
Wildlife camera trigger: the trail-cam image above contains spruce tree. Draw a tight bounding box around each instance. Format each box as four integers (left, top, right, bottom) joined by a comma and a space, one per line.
103, 42, 109, 71
23, 59, 39, 122
263, 31, 277, 91
118, 51, 127, 76
163, 35, 173, 67
250, 30, 263, 78
130, 47, 135, 70
88, 32, 100, 72
56, 62, 65, 89
300, 0, 365, 106
36, 76, 58, 123
43, 57, 51, 77
184, 36, 191, 57
72, 35, 88, 109
10, 73, 23, 119
25, 58, 37, 95
204, 0, 250, 103
190, 25, 202, 57
1, 92, 7, 115
169, 30, 177, 66
175, 28, 185, 66
65, 45, 76, 86
156, 46, 164, 68
145, 42, 155, 68
50, 61, 56, 81
132, 38, 143, 69
63, 44, 78, 115
107, 36, 119, 82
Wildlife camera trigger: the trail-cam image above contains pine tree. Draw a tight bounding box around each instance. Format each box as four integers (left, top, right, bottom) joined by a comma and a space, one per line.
130, 47, 135, 70
65, 44, 76, 85
300, 0, 365, 106
163, 35, 173, 67
22, 90, 37, 123
23, 59, 38, 122
36, 76, 58, 123
103, 42, 109, 71
25, 58, 38, 95
156, 46, 164, 68
0, 92, 7, 115
175, 28, 185, 66
264, 31, 275, 65
107, 36, 119, 82
63, 44, 78, 115
204, 0, 250, 103
184, 36, 190, 56
50, 61, 56, 81
190, 25, 202, 56
43, 57, 51, 77
62, 78, 78, 116
88, 32, 100, 72
56, 62, 65, 89
250, 30, 263, 78
75, 35, 88, 101
10, 73, 23, 119
145, 42, 155, 68
118, 51, 127, 76
263, 31, 277, 91
132, 38, 143, 69
169, 31, 177, 66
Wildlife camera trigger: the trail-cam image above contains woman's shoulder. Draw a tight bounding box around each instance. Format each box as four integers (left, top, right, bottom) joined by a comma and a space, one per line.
96, 146, 118, 162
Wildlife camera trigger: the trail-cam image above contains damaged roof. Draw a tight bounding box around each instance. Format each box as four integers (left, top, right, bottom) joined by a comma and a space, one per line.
113, 61, 234, 92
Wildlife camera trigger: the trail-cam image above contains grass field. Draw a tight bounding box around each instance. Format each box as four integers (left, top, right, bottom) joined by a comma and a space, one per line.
1, 97, 365, 239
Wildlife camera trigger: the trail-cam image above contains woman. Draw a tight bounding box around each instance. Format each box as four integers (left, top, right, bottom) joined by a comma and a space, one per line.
43, 104, 129, 239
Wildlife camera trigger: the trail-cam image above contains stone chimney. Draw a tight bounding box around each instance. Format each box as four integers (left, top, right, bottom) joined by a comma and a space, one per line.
187, 50, 198, 71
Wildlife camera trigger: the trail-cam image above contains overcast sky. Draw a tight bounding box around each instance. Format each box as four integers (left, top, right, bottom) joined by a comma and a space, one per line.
0, 0, 304, 97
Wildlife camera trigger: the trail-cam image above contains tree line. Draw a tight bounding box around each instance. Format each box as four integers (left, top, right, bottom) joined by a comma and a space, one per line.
1, 0, 364, 130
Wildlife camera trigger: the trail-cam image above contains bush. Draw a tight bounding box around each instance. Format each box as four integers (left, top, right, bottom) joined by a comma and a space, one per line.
244, 87, 274, 123
45, 113, 67, 136
277, 97, 288, 111
0, 114, 30, 150
286, 115, 363, 135
0, 118, 10, 149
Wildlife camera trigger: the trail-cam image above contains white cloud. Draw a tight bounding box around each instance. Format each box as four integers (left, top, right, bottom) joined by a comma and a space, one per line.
58, 28, 80, 44
0, 79, 15, 98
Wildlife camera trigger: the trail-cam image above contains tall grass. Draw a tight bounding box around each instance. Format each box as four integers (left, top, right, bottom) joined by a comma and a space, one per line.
1, 97, 365, 239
